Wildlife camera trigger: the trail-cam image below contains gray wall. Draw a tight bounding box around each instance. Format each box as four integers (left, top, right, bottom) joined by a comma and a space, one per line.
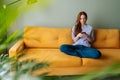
11, 0, 120, 32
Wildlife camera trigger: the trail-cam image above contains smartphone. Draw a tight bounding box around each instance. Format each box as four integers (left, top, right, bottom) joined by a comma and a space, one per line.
81, 32, 86, 34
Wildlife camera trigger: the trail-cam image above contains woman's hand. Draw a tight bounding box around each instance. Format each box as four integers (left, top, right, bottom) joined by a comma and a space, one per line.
77, 32, 88, 38
81, 32, 93, 43
73, 33, 85, 42
73, 32, 93, 43
76, 33, 83, 38
80, 32, 88, 38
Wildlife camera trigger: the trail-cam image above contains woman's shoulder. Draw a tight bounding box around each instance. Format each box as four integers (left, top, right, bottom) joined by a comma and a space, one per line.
86, 24, 92, 28
86, 24, 93, 30
72, 25, 75, 30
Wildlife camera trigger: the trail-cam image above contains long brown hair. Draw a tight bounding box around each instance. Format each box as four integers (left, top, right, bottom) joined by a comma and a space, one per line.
74, 11, 87, 36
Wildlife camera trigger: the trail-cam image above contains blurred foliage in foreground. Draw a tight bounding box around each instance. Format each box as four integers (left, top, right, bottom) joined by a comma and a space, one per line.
0, 0, 54, 80
0, 0, 120, 80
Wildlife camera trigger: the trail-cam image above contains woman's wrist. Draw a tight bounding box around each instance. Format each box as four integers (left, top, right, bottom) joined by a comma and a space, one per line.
76, 35, 80, 38
73, 36, 79, 42
86, 35, 89, 38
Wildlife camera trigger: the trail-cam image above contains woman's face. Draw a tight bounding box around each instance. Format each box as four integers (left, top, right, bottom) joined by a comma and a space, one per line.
80, 14, 87, 26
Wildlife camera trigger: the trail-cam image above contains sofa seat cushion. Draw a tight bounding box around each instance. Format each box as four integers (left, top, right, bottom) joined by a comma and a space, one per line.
82, 49, 120, 66
32, 67, 106, 76
18, 48, 82, 67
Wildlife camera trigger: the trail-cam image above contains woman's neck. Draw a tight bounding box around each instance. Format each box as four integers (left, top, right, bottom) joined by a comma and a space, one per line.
81, 24, 86, 27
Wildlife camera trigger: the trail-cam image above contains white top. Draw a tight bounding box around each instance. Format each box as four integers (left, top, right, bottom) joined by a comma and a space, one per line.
72, 24, 94, 47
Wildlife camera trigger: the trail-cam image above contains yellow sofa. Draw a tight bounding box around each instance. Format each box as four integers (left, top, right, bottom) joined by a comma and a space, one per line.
9, 26, 120, 76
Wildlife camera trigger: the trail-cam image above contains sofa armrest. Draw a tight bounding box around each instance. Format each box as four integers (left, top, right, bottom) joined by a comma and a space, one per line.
9, 39, 25, 58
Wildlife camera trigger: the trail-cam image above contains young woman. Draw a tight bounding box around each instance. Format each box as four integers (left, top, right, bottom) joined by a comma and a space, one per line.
60, 11, 101, 59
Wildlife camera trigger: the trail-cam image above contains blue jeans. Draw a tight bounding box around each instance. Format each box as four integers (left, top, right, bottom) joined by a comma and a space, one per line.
60, 44, 101, 59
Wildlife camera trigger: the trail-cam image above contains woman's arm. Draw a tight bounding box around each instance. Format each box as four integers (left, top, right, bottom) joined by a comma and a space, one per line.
72, 34, 80, 42
72, 26, 94, 43
82, 32, 93, 43
72, 33, 93, 43
86, 34, 93, 43
73, 33, 85, 42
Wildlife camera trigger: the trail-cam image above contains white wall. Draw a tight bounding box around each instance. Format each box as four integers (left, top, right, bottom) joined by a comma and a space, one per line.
11, 0, 120, 32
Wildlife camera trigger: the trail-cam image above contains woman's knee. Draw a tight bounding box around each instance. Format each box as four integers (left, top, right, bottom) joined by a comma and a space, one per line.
92, 50, 101, 59
60, 44, 68, 52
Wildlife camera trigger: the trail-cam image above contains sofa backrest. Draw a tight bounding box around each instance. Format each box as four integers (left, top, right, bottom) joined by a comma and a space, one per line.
24, 26, 120, 49
24, 26, 73, 48
92, 29, 120, 48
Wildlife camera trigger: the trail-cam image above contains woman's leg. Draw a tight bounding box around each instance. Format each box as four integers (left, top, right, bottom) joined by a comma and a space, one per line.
60, 44, 81, 57
77, 45, 101, 59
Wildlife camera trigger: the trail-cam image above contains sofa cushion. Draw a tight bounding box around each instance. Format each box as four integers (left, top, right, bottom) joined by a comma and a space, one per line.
24, 26, 73, 48
92, 29, 120, 48
82, 49, 120, 66
19, 48, 82, 67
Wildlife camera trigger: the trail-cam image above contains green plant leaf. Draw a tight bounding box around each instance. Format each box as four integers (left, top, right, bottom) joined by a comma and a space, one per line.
27, 0, 37, 5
